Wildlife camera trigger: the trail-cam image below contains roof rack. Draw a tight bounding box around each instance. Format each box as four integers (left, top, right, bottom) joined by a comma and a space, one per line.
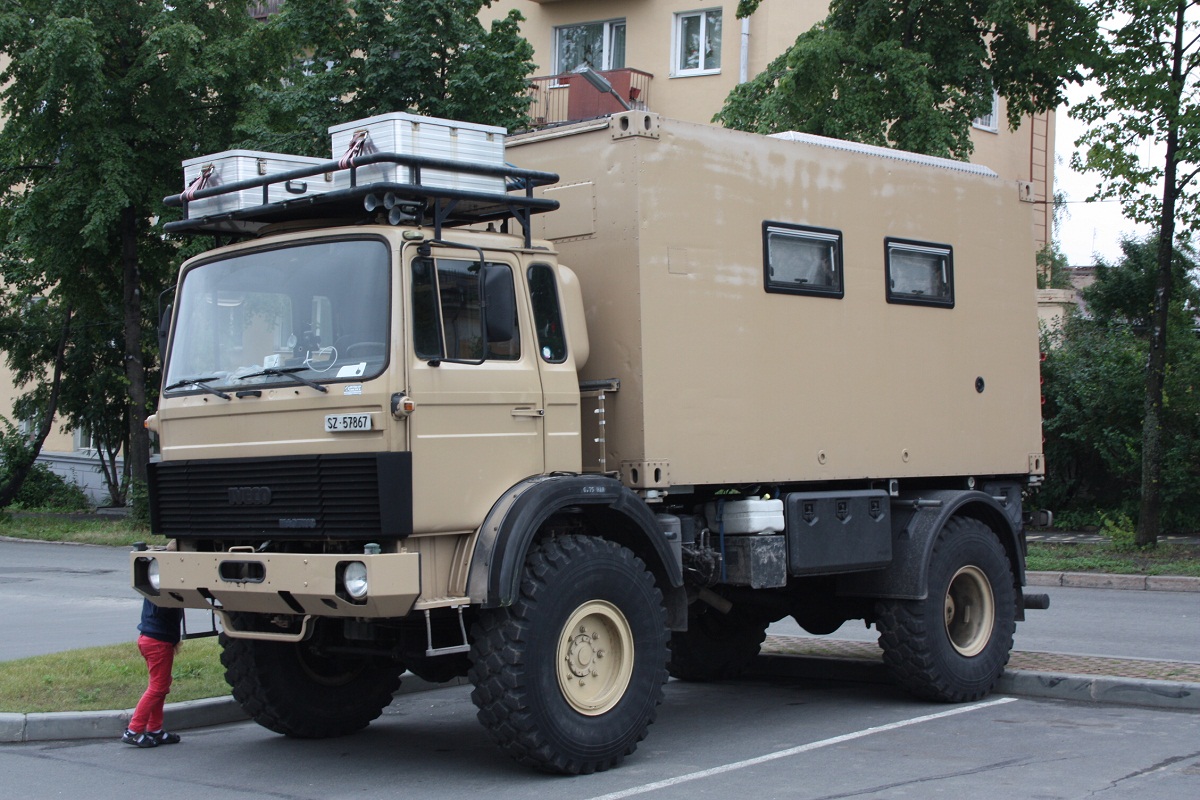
162, 152, 560, 248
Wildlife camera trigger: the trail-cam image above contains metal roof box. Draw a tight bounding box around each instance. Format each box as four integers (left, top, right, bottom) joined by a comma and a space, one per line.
181, 150, 332, 218
328, 112, 507, 195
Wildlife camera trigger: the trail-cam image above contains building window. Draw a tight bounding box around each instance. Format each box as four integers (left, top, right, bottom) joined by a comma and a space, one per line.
973, 91, 999, 132
885, 238, 954, 308
674, 9, 722, 76
74, 426, 101, 454
555, 19, 626, 73
763, 222, 844, 298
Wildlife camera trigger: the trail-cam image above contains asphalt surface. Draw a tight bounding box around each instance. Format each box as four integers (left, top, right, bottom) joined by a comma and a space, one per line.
0, 536, 1197, 743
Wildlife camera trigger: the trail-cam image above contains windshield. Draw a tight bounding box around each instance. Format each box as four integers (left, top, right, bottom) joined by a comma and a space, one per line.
164, 238, 390, 393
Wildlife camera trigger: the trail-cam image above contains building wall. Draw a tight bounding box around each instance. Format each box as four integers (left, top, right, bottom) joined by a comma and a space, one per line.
483, 0, 1054, 249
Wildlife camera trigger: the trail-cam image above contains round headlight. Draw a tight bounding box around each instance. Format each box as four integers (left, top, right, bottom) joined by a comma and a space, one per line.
148, 558, 161, 592
343, 561, 368, 600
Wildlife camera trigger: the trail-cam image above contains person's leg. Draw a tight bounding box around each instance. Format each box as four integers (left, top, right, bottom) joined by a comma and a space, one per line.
129, 636, 175, 734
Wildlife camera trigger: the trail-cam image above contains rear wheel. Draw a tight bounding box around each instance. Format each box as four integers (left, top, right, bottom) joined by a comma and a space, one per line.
469, 535, 669, 775
220, 616, 400, 738
876, 517, 1016, 702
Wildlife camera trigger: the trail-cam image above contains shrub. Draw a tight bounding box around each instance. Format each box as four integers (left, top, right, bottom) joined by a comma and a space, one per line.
11, 463, 91, 511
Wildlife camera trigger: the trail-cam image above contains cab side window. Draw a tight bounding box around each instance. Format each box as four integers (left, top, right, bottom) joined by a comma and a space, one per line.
412, 257, 520, 361
528, 263, 567, 363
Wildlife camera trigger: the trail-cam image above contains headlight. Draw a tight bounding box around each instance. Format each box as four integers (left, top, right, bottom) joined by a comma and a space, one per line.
343, 561, 368, 600
148, 558, 161, 592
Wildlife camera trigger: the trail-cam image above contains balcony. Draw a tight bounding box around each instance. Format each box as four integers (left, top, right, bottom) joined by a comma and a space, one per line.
525, 69, 653, 128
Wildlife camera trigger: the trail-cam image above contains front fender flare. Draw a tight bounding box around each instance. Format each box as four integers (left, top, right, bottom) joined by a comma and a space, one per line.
466, 474, 684, 610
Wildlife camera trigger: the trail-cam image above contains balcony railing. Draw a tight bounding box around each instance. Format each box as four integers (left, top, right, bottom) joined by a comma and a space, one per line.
525, 69, 654, 127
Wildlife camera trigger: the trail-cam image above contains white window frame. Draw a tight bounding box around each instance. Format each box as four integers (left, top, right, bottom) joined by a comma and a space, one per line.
553, 18, 626, 75
973, 91, 1000, 133
672, 9, 723, 77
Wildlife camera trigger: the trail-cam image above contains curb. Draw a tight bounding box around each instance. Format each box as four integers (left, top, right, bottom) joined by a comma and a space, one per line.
1027, 571, 1200, 592
0, 673, 469, 744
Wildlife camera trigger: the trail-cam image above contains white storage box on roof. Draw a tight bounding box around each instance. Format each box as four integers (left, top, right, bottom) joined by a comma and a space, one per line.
181, 151, 332, 218
328, 112, 506, 195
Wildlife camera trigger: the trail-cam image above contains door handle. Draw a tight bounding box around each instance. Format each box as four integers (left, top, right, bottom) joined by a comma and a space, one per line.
511, 407, 545, 417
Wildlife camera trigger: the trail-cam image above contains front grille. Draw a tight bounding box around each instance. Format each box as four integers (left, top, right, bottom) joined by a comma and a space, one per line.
148, 453, 412, 538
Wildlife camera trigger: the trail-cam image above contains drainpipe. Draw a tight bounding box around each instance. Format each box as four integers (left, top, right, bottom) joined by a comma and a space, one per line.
739, 16, 751, 83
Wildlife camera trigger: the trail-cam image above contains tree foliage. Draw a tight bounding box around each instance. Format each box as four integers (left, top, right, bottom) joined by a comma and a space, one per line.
1040, 237, 1200, 533
719, 0, 1097, 159
238, 0, 535, 157
0, 2, 537, 508
1070, 1, 1200, 544
0, 1, 289, 504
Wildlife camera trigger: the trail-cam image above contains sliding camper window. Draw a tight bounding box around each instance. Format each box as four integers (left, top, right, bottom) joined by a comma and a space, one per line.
763, 223, 844, 298
885, 238, 954, 308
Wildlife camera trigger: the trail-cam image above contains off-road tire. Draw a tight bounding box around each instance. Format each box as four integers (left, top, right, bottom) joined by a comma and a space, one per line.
667, 604, 769, 681
468, 535, 669, 775
875, 517, 1016, 702
220, 617, 401, 738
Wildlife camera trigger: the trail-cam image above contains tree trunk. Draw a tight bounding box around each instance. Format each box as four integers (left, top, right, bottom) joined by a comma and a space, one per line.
0, 309, 72, 507
1134, 1, 1185, 549
122, 206, 150, 494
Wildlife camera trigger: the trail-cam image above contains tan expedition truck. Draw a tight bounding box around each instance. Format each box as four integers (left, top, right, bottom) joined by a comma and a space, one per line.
134, 111, 1047, 775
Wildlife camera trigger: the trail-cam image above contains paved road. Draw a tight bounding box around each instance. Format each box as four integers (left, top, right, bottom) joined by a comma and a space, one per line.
0, 540, 209, 661
768, 583, 1200, 663
3, 537, 1198, 664
2, 679, 1198, 798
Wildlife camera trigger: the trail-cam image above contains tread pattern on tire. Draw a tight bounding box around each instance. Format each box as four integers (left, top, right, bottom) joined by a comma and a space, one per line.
875, 517, 1016, 703
468, 535, 669, 775
220, 620, 401, 739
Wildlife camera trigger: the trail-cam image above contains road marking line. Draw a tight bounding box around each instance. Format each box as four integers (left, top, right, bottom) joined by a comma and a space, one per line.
584, 697, 1019, 800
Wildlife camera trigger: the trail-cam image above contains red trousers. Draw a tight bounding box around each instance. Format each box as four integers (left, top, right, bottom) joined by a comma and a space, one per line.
129, 635, 175, 733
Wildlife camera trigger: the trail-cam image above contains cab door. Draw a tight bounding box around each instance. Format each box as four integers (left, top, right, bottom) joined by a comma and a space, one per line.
404, 246, 544, 534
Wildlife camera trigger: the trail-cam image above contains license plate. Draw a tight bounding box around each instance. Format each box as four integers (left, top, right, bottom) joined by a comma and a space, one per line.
324, 413, 373, 432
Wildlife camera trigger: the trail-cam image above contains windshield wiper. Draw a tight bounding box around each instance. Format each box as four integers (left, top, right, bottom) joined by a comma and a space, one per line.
163, 377, 231, 400
237, 366, 329, 394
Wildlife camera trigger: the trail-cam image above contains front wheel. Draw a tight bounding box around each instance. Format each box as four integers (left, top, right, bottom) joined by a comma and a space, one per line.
220, 617, 401, 738
468, 535, 669, 775
875, 517, 1016, 702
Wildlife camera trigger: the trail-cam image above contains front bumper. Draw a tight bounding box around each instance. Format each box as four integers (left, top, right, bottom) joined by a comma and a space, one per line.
131, 549, 421, 619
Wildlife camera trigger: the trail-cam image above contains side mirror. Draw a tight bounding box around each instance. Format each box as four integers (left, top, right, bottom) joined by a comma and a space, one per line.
482, 265, 515, 344
157, 302, 173, 357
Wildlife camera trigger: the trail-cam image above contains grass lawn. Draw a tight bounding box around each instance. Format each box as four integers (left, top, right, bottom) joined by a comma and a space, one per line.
0, 512, 165, 548
1026, 542, 1200, 577
0, 637, 229, 714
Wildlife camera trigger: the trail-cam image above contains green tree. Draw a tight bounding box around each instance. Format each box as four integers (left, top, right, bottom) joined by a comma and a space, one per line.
1071, 2, 1200, 545
719, 0, 1097, 159
238, 0, 536, 157
0, 1, 289, 504
1040, 237, 1200, 533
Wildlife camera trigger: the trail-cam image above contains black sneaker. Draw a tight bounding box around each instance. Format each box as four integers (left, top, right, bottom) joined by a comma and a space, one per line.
147, 730, 181, 745
121, 729, 157, 748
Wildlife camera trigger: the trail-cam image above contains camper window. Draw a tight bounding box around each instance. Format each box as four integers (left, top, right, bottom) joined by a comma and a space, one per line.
885, 239, 954, 308
763, 223, 844, 298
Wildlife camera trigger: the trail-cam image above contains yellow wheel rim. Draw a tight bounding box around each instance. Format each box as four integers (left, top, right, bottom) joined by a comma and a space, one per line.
944, 565, 995, 657
557, 600, 634, 716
